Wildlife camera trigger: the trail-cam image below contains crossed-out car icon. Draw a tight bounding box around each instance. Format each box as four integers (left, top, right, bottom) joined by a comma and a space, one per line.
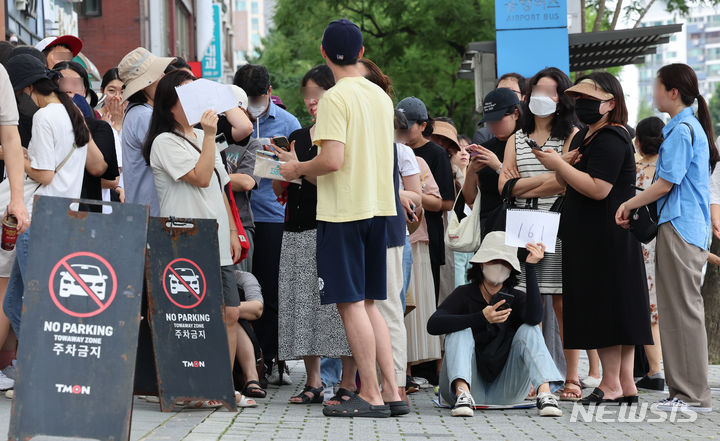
59, 264, 108, 300
168, 267, 201, 295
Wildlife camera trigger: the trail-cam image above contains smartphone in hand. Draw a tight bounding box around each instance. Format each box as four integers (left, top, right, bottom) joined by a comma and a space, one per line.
491, 291, 515, 311
528, 139, 541, 151
273, 136, 290, 151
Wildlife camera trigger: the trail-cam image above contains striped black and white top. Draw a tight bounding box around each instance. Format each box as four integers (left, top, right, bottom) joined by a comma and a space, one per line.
513, 129, 566, 295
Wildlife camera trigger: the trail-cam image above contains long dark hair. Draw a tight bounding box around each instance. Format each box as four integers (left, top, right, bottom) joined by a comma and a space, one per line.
53, 61, 91, 94
657, 64, 719, 171
466, 263, 519, 290
142, 69, 197, 165
522, 67, 576, 140
33, 77, 89, 146
574, 72, 628, 126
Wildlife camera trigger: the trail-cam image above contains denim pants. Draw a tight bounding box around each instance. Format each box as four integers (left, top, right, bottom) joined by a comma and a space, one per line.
439, 324, 564, 406
321, 357, 343, 387
400, 235, 413, 311
453, 251, 472, 288
3, 226, 30, 336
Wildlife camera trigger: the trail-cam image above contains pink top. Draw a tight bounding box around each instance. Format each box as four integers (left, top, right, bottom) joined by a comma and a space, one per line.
410, 156, 441, 244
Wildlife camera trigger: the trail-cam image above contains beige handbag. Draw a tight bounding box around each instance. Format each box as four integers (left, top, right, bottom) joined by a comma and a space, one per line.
445, 187, 482, 253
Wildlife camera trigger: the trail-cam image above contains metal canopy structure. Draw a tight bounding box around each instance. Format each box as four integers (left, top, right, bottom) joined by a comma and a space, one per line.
458, 24, 683, 79
459, 24, 683, 113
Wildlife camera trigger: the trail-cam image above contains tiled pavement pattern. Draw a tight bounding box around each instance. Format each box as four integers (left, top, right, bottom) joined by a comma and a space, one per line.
2, 359, 720, 440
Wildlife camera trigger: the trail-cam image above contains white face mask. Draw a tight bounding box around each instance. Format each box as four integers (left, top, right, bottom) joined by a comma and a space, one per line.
248, 99, 268, 119
482, 263, 511, 286
528, 95, 557, 117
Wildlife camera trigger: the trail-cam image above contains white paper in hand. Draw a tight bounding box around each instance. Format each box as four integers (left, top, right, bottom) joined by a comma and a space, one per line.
175, 79, 238, 126
504, 209, 560, 253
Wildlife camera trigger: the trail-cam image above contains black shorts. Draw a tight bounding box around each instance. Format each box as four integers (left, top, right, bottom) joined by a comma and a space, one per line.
221, 265, 240, 307
317, 217, 387, 305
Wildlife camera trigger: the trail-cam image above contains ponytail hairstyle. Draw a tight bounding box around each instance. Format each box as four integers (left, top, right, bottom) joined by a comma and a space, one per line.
657, 64, 719, 171
32, 77, 90, 147
142, 69, 197, 165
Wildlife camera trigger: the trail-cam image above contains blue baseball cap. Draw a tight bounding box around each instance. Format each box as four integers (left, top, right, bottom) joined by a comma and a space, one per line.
322, 19, 363, 64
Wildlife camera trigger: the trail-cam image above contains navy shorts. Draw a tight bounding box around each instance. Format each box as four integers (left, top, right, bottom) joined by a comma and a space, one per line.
317, 217, 388, 305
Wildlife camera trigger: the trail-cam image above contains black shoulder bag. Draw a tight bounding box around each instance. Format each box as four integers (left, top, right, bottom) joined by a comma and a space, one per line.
482, 177, 539, 239
629, 122, 694, 244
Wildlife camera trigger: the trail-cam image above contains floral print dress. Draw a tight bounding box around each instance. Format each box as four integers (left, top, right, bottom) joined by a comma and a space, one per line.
636, 154, 658, 324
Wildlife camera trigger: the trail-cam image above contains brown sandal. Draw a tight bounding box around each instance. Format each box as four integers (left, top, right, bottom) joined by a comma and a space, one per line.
559, 379, 583, 401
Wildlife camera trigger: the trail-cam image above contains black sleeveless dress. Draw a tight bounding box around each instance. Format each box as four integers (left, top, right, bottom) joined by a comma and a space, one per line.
561, 126, 653, 349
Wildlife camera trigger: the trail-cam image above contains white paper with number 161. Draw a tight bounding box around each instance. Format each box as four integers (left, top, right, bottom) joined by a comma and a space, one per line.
504, 209, 560, 253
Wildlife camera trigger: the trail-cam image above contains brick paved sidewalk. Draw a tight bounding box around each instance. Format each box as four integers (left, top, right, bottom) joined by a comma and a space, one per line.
2, 360, 720, 440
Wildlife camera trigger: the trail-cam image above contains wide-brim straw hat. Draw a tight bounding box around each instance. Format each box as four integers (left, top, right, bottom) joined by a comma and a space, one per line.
565, 78, 613, 101
118, 47, 175, 102
432, 121, 459, 151
469, 231, 521, 273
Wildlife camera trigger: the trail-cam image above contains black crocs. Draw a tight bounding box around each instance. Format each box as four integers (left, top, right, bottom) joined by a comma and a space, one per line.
322, 394, 391, 418
385, 400, 410, 416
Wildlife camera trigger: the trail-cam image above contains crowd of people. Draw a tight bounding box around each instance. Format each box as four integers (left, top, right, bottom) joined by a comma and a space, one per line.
0, 18, 716, 420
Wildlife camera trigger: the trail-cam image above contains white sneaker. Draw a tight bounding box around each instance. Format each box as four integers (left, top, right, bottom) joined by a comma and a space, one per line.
5, 389, 13, 399
410, 376, 433, 389
266, 364, 292, 385
581, 376, 601, 389
2, 360, 16, 381
450, 389, 475, 417
0, 371, 14, 391
654, 397, 712, 413
536, 392, 563, 417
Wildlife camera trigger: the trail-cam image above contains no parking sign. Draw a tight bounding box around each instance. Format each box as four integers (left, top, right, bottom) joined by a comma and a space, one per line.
9, 197, 149, 441
145, 217, 236, 412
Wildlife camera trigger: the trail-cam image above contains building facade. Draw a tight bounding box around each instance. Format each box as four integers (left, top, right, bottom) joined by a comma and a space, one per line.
636, 2, 720, 110
77, 0, 235, 80
232, 0, 270, 65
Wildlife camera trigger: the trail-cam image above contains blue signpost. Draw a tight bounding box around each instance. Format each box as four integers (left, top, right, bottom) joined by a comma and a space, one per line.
201, 4, 222, 80
495, 0, 569, 77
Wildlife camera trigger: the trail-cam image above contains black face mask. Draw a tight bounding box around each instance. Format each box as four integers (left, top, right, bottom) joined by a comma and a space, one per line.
575, 98, 605, 125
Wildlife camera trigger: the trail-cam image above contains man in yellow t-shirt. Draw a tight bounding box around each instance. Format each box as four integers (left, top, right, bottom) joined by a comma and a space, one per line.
279, 18, 402, 419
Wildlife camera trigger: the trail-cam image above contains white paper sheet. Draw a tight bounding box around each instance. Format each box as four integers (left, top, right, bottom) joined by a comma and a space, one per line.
175, 79, 238, 126
504, 209, 560, 253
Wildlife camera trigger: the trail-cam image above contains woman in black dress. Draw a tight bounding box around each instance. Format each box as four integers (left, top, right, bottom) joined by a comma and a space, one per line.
533, 72, 652, 405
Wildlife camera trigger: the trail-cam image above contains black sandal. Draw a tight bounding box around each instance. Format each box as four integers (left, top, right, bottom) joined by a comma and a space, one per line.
385, 400, 410, 416
579, 387, 623, 406
322, 393, 391, 418
323, 387, 356, 406
242, 380, 266, 399
290, 384, 324, 404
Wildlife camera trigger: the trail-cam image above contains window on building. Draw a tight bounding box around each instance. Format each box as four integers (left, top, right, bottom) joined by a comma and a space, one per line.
80, 0, 102, 17
235, 0, 247, 11
251, 1, 259, 14
252, 34, 261, 47
252, 17, 259, 32
175, 0, 193, 60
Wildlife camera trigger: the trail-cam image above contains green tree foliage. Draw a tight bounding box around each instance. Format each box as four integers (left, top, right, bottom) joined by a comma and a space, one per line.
709, 82, 720, 132
255, 0, 495, 135
636, 95, 656, 122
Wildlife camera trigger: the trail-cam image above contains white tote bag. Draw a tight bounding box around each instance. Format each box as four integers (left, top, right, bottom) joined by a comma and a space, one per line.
445, 187, 482, 253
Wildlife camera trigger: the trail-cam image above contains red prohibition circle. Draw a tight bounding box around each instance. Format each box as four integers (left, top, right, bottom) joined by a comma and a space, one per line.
48, 251, 118, 318
162, 258, 207, 309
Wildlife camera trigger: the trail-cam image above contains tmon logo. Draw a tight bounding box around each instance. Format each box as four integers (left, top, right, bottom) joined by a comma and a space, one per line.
55, 383, 91, 395
182, 360, 206, 368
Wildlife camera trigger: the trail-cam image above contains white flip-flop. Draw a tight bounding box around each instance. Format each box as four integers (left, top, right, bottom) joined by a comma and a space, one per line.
235, 391, 258, 408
